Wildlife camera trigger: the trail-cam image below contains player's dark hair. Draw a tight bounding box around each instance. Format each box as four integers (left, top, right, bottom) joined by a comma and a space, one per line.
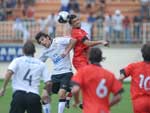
89, 47, 104, 64
141, 43, 150, 62
35, 32, 51, 44
23, 40, 36, 56
68, 14, 77, 25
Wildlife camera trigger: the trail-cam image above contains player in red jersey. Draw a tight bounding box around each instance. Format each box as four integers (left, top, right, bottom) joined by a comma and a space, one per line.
71, 47, 123, 113
67, 14, 109, 107
119, 43, 150, 113
68, 14, 109, 70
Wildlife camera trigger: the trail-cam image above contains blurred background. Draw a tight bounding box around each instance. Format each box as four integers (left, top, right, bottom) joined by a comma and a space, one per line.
0, 0, 150, 78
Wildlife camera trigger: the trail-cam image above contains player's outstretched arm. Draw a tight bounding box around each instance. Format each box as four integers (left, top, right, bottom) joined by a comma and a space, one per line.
0, 70, 13, 96
83, 39, 109, 47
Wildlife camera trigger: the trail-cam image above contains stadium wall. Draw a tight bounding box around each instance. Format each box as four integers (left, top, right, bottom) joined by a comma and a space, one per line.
0, 46, 141, 79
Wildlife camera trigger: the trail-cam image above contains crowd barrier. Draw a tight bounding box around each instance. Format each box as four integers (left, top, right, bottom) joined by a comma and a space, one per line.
0, 21, 150, 62
0, 21, 150, 43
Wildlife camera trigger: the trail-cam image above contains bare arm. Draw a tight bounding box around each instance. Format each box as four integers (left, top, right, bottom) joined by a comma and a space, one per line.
0, 70, 13, 96
83, 38, 109, 47
109, 93, 122, 107
61, 38, 77, 57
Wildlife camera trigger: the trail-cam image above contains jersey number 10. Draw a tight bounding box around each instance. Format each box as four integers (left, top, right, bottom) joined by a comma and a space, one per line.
139, 74, 150, 91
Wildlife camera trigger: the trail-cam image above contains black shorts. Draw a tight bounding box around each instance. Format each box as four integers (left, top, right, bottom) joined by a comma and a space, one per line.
9, 90, 42, 113
51, 72, 73, 94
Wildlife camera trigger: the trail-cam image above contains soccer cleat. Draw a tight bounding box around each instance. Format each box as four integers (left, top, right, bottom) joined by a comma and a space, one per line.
79, 103, 83, 109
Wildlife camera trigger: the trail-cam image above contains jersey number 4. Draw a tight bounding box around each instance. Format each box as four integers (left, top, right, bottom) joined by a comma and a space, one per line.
23, 69, 32, 86
96, 79, 108, 98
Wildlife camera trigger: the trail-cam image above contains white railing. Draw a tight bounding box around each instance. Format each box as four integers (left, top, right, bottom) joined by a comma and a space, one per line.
0, 21, 40, 41
0, 21, 150, 44
36, 0, 60, 2
142, 23, 150, 44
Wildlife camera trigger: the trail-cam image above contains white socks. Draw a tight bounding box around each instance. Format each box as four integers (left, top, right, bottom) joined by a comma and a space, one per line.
58, 99, 66, 113
42, 99, 67, 113
42, 103, 51, 113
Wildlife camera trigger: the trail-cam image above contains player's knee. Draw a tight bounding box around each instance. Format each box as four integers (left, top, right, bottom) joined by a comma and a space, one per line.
58, 89, 67, 99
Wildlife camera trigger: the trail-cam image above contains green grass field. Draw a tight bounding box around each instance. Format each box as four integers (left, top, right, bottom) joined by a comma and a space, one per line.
0, 81, 133, 113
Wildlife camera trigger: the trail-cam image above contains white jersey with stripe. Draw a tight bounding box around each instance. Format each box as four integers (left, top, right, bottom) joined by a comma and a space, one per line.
39, 37, 72, 75
8, 56, 51, 95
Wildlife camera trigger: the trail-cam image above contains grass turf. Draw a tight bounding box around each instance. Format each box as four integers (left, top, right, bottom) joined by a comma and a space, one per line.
0, 80, 133, 113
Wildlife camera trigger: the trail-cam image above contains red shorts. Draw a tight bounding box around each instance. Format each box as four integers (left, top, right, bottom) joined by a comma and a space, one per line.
132, 96, 150, 113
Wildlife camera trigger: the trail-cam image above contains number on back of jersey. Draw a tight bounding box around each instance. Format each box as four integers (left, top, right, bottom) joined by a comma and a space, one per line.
23, 69, 32, 86
96, 79, 108, 98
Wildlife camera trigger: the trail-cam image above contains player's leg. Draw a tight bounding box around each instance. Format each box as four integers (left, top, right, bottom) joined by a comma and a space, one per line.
72, 61, 88, 109
41, 90, 51, 113
41, 81, 53, 113
42, 102, 51, 113
58, 72, 73, 113
26, 92, 42, 113
9, 91, 26, 113
63, 72, 73, 109
42, 81, 60, 113
65, 91, 72, 108
58, 89, 67, 113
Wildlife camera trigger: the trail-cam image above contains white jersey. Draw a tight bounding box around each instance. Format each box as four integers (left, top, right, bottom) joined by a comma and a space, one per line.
39, 37, 72, 75
8, 56, 50, 95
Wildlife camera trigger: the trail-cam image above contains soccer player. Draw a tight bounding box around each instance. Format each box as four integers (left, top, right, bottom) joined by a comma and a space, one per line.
71, 47, 123, 113
119, 43, 150, 113
35, 32, 76, 113
0, 41, 51, 113
68, 14, 109, 107
69, 14, 109, 70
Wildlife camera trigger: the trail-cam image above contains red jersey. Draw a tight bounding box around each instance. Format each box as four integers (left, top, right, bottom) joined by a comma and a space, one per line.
122, 61, 150, 100
72, 64, 122, 113
71, 28, 89, 70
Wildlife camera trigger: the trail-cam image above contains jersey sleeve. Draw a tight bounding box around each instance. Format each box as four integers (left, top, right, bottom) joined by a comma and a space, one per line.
41, 63, 51, 83
121, 63, 134, 77
8, 58, 18, 73
39, 50, 49, 62
72, 29, 87, 42
111, 74, 123, 95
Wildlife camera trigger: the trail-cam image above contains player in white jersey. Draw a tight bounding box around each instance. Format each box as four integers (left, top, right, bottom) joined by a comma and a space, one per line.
35, 32, 76, 113
0, 41, 51, 113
